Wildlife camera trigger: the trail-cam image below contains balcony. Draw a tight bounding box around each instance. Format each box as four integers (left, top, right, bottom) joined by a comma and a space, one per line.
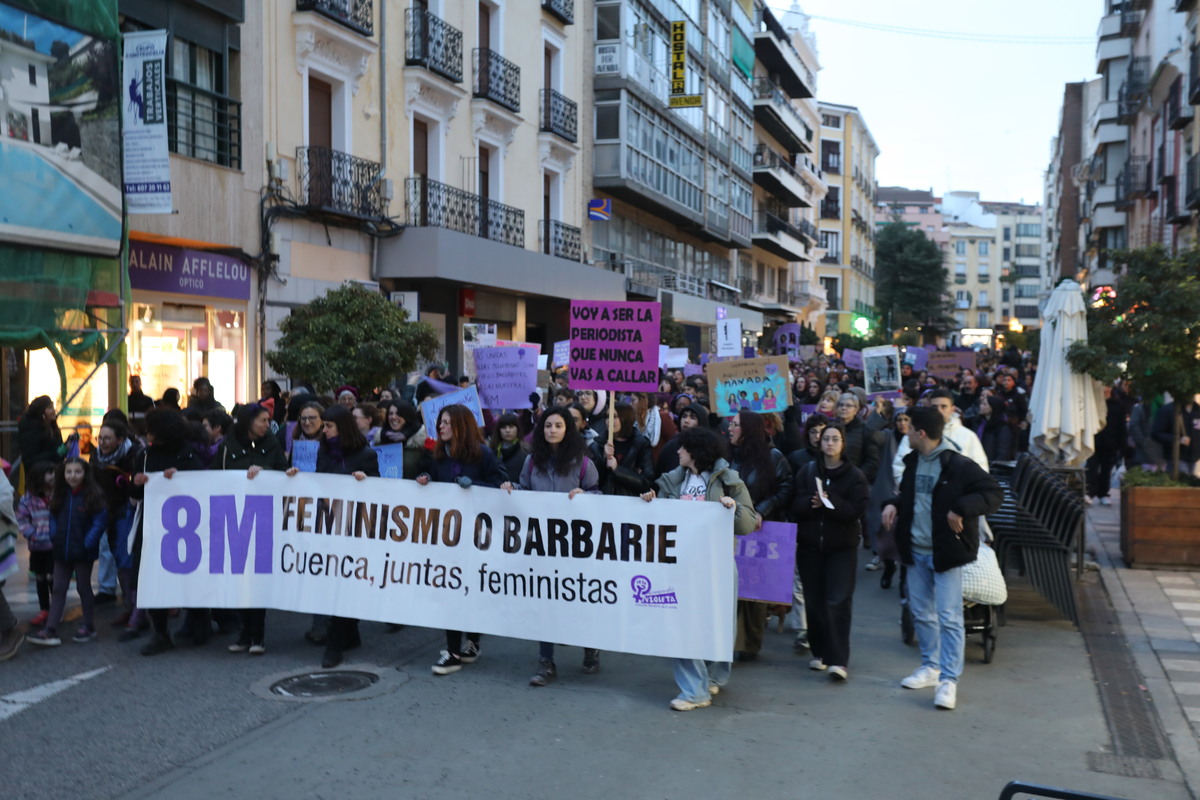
1191, 47, 1200, 107
540, 219, 582, 261
820, 199, 840, 219
296, 0, 373, 37
296, 146, 387, 219
1119, 8, 1144, 35
405, 176, 524, 248
753, 7, 815, 100
794, 280, 827, 309
541, 0, 574, 25
752, 211, 808, 261
539, 88, 577, 142
405, 8, 463, 83
1168, 82, 1193, 130
1125, 155, 1151, 198
1188, 154, 1200, 209
752, 77, 812, 154
797, 217, 817, 243
821, 253, 840, 264
166, 79, 242, 169
752, 144, 808, 207
473, 48, 520, 113
821, 152, 841, 173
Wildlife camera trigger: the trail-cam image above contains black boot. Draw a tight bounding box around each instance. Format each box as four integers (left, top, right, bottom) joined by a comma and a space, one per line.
880, 559, 896, 590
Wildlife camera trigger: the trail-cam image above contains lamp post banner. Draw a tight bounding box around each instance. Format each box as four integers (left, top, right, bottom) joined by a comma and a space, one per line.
141, 471, 735, 660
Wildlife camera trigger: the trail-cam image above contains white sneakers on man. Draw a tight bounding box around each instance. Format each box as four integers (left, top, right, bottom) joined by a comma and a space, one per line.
934, 680, 957, 710
900, 665, 940, 689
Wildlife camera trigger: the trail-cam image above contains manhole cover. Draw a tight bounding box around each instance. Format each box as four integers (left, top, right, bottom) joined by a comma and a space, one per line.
270, 671, 379, 698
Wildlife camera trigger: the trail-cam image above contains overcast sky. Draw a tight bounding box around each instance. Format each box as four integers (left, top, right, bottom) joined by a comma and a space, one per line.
780, 0, 1100, 205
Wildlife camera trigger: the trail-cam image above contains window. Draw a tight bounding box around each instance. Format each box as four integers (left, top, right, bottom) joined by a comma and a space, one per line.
978, 290, 989, 306
820, 276, 839, 308
1002, 287, 1011, 302
820, 230, 840, 259
955, 240, 966, 255
955, 289, 969, 303
977, 312, 989, 328
623, 93, 704, 213
28, 64, 36, 85
978, 241, 989, 255
1015, 304, 1040, 318
1016, 223, 1041, 237
596, 3, 620, 39
821, 114, 840, 128
1015, 284, 1040, 298
1015, 244, 1039, 258
955, 312, 966, 327
169, 36, 241, 168
821, 140, 841, 173
1003, 227, 1011, 241
595, 101, 619, 140
1002, 247, 1011, 261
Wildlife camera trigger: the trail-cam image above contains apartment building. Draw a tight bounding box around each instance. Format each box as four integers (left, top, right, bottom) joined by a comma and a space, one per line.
816, 101, 878, 336
1042, 81, 1086, 288
120, 0, 262, 407
875, 186, 949, 252
945, 223, 1000, 337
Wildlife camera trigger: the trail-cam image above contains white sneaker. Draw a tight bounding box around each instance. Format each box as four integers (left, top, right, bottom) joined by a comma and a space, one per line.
864, 556, 882, 572
459, 639, 481, 663
901, 665, 941, 689
935, 680, 957, 710
1098, 497, 1111, 506
708, 683, 721, 695
828, 665, 848, 681
809, 658, 827, 671
670, 697, 712, 711
1084, 496, 1094, 506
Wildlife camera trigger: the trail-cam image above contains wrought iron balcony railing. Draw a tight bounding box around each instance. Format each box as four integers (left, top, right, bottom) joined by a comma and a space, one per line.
405, 176, 524, 248
405, 8, 463, 83
753, 143, 799, 179
820, 199, 840, 219
167, 79, 242, 169
1187, 153, 1200, 210
474, 48, 520, 113
822, 153, 841, 173
1191, 46, 1200, 106
542, 0, 574, 25
296, 146, 386, 219
539, 88, 577, 142
296, 0, 373, 37
540, 219, 582, 261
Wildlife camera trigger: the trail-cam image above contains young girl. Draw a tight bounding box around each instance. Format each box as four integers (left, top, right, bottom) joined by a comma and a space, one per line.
28, 458, 108, 646
17, 462, 56, 627
640, 426, 756, 711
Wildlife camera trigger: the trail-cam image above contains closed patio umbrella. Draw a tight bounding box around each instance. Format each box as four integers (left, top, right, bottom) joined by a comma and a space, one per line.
1028, 280, 1105, 467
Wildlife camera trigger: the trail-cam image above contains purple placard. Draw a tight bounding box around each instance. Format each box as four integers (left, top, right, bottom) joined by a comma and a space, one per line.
683, 363, 704, 377
905, 346, 929, 371
128, 241, 251, 300
699, 353, 711, 365
842, 349, 864, 370
866, 390, 903, 402
735, 521, 797, 604
798, 404, 819, 422
473, 346, 538, 409
924, 343, 938, 353
568, 300, 661, 391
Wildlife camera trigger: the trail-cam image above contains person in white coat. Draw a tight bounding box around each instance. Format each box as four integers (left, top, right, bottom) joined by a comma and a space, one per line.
893, 389, 989, 484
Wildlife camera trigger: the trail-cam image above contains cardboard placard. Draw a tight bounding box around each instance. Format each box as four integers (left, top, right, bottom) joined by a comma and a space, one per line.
473, 346, 539, 409
706, 356, 791, 418
735, 521, 798, 605
927, 351, 976, 379
568, 300, 661, 391
842, 349, 864, 370
420, 386, 485, 434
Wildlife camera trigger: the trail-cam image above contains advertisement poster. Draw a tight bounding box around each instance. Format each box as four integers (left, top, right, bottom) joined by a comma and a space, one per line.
122, 29, 171, 214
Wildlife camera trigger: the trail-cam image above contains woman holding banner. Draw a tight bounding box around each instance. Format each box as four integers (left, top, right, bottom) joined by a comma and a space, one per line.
789, 421, 870, 681
290, 405, 378, 668
417, 404, 506, 676
640, 426, 756, 711
214, 403, 288, 656
501, 406, 602, 684
727, 411, 793, 662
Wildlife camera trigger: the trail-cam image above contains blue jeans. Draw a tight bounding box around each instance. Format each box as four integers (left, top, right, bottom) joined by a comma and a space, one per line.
97, 533, 118, 594
906, 551, 964, 683
673, 657, 731, 703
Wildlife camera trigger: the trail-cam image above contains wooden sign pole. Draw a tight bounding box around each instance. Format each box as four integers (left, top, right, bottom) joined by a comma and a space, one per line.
607, 396, 616, 446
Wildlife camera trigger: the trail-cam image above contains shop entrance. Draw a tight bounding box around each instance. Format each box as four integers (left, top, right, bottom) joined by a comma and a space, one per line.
128, 302, 245, 410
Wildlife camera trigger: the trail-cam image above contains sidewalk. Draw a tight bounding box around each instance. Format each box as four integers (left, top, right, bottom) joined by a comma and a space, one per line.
1087, 491, 1200, 798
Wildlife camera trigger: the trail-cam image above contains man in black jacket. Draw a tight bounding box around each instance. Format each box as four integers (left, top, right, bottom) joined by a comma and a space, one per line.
882, 407, 1002, 711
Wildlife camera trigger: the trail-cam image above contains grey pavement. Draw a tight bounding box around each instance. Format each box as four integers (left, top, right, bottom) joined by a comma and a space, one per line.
0, 523, 1195, 800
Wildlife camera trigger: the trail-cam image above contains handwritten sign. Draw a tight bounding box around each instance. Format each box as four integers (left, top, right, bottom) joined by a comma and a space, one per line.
568, 300, 661, 391
735, 521, 797, 604
706, 356, 790, 418
420, 385, 485, 435
473, 346, 537, 409
291, 440, 319, 473
553, 339, 570, 367
842, 349, 863, 370
927, 351, 976, 379
372, 443, 406, 479
716, 317, 742, 358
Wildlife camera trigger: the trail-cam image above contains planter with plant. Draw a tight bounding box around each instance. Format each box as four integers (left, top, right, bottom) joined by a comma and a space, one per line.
1066, 246, 1200, 568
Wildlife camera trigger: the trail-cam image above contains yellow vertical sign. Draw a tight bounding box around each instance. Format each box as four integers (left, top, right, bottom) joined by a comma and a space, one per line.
671, 20, 687, 96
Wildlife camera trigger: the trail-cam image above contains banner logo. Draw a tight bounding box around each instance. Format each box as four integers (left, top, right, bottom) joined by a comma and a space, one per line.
631, 575, 678, 607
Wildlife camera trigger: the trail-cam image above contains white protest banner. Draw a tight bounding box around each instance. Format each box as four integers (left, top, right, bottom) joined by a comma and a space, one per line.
420, 385, 485, 434
716, 317, 742, 358
122, 31, 172, 213
141, 471, 735, 660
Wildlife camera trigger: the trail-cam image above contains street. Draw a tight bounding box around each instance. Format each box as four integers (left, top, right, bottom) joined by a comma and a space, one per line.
0, 542, 1188, 800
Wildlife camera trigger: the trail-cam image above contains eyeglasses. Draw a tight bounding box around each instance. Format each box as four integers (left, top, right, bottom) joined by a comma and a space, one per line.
299, 415, 320, 423
836, 401, 858, 408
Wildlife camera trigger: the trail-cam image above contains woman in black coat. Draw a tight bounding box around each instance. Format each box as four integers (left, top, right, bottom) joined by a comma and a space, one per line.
129, 410, 204, 654
286, 405, 379, 668
790, 421, 870, 680
728, 410, 793, 661
489, 412, 530, 484
215, 403, 289, 654
19, 395, 63, 482
591, 402, 655, 497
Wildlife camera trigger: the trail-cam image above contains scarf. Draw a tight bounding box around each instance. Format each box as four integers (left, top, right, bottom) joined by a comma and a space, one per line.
94, 437, 133, 467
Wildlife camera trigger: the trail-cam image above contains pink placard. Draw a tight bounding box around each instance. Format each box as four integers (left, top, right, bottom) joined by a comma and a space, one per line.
568, 300, 661, 391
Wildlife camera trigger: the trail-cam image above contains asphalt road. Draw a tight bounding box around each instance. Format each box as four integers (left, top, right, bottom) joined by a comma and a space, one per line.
0, 550, 1190, 800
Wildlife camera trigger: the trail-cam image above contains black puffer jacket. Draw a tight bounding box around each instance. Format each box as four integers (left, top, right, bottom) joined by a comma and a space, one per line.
842, 417, 882, 483
317, 442, 380, 477
213, 433, 289, 472
791, 459, 870, 553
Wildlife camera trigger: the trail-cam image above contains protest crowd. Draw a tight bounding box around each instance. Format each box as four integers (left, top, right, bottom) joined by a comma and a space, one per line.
0, 333, 1179, 714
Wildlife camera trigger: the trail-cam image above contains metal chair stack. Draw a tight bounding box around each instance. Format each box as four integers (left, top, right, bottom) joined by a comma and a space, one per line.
987, 453, 1084, 626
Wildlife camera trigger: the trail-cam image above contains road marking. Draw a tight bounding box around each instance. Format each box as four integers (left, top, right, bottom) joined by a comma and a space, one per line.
1173, 602, 1200, 612
1163, 659, 1200, 672
1165, 589, 1200, 598
1159, 576, 1194, 584
0, 666, 112, 721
